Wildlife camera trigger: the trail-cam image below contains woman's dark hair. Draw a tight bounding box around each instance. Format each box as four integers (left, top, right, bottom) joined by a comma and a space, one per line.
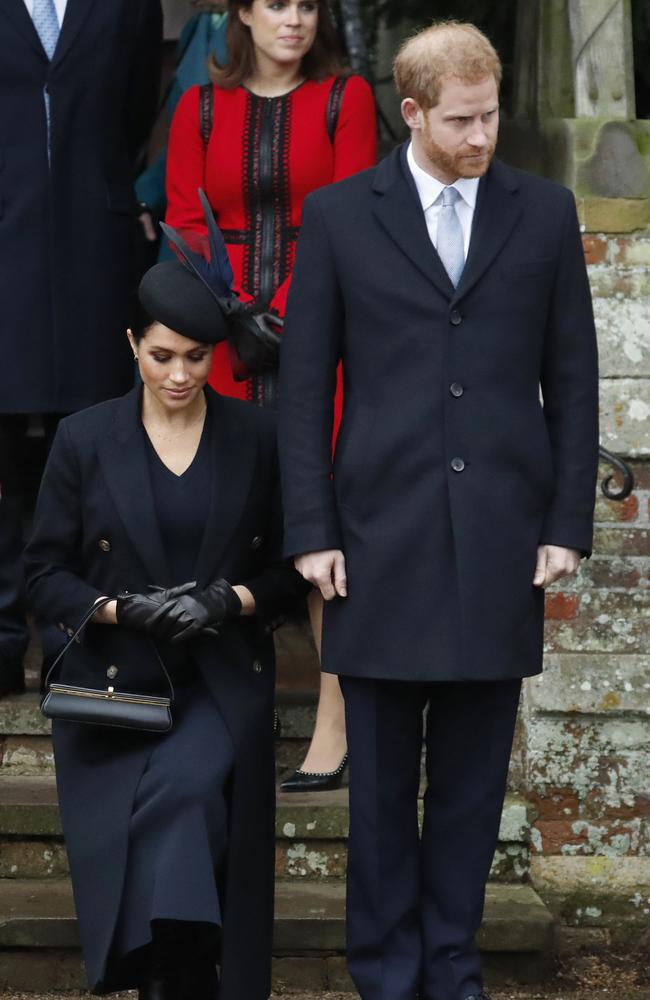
210, 0, 346, 88
131, 298, 156, 344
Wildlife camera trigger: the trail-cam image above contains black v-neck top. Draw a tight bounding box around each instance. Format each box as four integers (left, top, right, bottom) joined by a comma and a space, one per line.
144, 414, 212, 584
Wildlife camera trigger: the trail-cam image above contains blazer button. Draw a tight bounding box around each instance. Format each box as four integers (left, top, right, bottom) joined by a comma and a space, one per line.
98, 539, 111, 552
449, 383, 464, 398
107, 665, 119, 680
253, 660, 263, 674
251, 535, 263, 550
449, 310, 463, 326
451, 457, 466, 473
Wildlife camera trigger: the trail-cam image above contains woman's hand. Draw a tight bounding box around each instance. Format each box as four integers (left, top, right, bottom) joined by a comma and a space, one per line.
115, 583, 196, 637
154, 579, 245, 643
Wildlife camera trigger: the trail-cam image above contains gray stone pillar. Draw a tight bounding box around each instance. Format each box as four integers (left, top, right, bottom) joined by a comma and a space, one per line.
568, 0, 635, 120
502, 0, 650, 198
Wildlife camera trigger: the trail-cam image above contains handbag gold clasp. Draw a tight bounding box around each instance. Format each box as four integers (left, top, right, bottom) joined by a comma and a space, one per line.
107, 686, 115, 698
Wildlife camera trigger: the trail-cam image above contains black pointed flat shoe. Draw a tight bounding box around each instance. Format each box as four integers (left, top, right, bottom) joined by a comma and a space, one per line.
280, 751, 348, 792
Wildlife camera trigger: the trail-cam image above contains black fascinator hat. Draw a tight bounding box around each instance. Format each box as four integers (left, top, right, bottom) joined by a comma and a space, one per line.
138, 190, 239, 346
139, 189, 283, 377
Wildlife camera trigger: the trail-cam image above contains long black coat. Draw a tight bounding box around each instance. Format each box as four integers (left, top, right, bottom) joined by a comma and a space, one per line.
278, 146, 599, 683
25, 387, 304, 997
0, 0, 162, 414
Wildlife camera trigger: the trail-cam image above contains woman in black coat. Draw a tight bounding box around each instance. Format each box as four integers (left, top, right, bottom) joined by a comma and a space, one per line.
24, 256, 305, 999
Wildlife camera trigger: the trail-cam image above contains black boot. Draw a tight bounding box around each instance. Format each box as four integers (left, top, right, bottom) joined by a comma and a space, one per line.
0, 657, 25, 698
181, 954, 220, 999
138, 922, 183, 1000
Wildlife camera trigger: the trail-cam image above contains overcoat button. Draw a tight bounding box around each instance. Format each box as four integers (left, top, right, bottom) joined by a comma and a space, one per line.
58, 622, 65, 632
253, 660, 263, 674
98, 539, 111, 552
449, 310, 462, 326
251, 535, 263, 550
451, 457, 466, 473
107, 665, 119, 680
66, 627, 74, 637
450, 383, 464, 397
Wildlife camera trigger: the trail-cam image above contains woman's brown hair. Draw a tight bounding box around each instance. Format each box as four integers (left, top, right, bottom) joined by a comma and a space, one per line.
210, 0, 346, 89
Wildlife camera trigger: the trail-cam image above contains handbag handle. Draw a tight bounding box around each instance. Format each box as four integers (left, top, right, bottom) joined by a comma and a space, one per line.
43, 597, 176, 702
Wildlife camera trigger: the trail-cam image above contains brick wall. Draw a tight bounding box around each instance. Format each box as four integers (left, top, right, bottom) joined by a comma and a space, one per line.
521, 204, 650, 953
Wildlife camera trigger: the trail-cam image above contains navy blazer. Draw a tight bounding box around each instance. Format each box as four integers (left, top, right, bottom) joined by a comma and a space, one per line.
279, 145, 599, 683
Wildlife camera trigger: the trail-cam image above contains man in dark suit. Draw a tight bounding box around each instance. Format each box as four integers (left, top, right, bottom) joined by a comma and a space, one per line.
0, 0, 162, 694
278, 20, 599, 1000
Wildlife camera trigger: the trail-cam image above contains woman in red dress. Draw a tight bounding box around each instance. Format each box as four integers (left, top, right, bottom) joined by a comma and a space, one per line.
166, 0, 377, 788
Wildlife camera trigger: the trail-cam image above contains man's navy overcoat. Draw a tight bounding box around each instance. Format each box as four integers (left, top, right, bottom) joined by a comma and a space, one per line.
25, 387, 303, 997
278, 147, 599, 682
0, 0, 161, 413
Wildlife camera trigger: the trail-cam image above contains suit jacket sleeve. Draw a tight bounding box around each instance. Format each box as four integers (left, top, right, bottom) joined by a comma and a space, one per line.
278, 194, 344, 558
540, 191, 599, 555
24, 423, 105, 630
125, 0, 163, 166
241, 445, 312, 619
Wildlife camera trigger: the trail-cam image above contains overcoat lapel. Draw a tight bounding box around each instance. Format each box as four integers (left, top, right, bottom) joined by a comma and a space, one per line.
51, 0, 99, 68
0, 0, 47, 58
97, 387, 173, 586
453, 159, 522, 304
193, 390, 258, 585
372, 145, 454, 300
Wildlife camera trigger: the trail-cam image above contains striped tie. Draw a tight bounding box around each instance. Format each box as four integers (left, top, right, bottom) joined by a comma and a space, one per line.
436, 186, 465, 287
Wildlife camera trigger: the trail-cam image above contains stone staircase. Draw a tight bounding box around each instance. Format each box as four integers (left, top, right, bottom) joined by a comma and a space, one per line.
0, 690, 555, 993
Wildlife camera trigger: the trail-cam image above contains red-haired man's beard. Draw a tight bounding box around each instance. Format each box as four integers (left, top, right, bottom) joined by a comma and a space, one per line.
421, 127, 496, 181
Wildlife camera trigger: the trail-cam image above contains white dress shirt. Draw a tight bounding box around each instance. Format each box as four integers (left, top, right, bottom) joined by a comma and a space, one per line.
23, 0, 68, 28
406, 142, 479, 258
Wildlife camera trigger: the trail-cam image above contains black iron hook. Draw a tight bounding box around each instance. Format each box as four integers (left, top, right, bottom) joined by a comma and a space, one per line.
599, 445, 635, 501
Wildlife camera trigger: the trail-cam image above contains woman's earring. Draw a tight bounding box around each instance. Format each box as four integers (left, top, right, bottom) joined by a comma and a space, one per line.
133, 354, 138, 362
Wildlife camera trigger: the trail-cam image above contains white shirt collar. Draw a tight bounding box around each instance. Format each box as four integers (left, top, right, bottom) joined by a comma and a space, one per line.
406, 142, 479, 213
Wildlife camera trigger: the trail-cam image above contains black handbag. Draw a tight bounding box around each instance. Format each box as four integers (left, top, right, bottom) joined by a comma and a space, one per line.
41, 598, 174, 733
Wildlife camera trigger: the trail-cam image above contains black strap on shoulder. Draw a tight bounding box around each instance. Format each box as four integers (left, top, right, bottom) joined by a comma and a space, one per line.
326, 76, 348, 145
199, 83, 214, 151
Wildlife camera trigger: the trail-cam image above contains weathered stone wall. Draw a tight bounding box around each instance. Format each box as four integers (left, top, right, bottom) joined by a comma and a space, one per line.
522, 201, 650, 952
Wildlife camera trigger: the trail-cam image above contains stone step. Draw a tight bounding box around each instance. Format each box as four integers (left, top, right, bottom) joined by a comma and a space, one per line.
0, 693, 314, 778
0, 877, 554, 952
0, 879, 555, 991
0, 691, 319, 738
0, 777, 532, 883
0, 777, 532, 842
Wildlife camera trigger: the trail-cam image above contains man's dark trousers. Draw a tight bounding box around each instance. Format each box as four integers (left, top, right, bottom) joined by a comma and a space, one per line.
339, 676, 521, 1000
0, 415, 64, 679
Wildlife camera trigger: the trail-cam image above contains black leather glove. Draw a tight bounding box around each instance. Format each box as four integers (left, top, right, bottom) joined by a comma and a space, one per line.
115, 583, 196, 638
154, 579, 242, 644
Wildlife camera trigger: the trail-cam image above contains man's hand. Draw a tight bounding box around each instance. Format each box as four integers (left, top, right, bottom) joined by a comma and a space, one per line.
294, 550, 347, 601
533, 545, 581, 588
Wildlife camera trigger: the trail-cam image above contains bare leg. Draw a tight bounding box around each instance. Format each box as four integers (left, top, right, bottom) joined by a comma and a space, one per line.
298, 590, 347, 773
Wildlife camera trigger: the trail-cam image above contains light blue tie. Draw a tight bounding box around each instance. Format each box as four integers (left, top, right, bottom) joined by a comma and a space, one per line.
33, 0, 60, 163
436, 186, 465, 287
33, 0, 60, 58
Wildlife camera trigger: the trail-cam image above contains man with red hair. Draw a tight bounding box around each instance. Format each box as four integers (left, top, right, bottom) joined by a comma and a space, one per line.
279, 19, 598, 1000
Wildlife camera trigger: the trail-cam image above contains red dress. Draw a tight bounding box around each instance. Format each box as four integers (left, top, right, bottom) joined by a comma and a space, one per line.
166, 75, 377, 425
